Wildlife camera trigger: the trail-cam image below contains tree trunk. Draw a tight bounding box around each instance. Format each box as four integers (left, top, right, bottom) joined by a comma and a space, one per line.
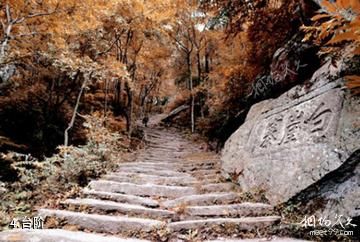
191, 94, 195, 133
197, 50, 201, 86
64, 78, 88, 147
139, 85, 148, 118
188, 54, 195, 133
125, 81, 133, 137
197, 49, 204, 119
104, 79, 109, 126
113, 79, 122, 116
205, 49, 210, 74
128, 94, 133, 138
0, 24, 12, 63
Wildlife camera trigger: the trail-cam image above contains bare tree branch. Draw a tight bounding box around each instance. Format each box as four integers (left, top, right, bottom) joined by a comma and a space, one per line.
5, 4, 11, 24
98, 30, 124, 56
0, 2, 58, 63
12, 32, 38, 38
64, 71, 92, 147
13, 5, 59, 24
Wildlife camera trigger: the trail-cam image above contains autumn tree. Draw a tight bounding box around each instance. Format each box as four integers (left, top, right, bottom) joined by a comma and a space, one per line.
0, 0, 128, 156
162, 0, 309, 146
0, 1, 58, 63
165, 0, 209, 133
302, 0, 360, 94
90, 0, 177, 134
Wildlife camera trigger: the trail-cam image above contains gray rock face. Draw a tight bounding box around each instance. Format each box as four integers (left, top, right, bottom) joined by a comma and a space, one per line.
288, 149, 360, 219
320, 157, 359, 219
168, 216, 281, 232
221, 74, 359, 205
0, 229, 149, 242
0, 181, 7, 194
0, 64, 15, 86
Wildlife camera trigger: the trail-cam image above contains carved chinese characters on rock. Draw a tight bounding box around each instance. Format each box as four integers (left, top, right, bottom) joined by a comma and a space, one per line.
256, 101, 334, 153
304, 102, 333, 136
279, 109, 304, 145
260, 114, 284, 149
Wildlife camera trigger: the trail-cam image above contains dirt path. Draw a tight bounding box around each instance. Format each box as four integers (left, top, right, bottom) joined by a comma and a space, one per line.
0, 123, 306, 241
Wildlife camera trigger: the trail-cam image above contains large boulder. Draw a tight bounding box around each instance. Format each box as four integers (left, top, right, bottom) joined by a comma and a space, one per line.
0, 64, 16, 88
287, 149, 360, 219
0, 181, 7, 195
161, 104, 189, 123
221, 59, 360, 206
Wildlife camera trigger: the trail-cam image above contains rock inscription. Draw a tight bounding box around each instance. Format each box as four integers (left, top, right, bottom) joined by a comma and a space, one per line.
249, 90, 342, 156
220, 85, 355, 205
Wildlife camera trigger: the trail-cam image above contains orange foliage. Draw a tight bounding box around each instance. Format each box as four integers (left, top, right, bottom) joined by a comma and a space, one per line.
302, 0, 360, 94
0, 0, 176, 155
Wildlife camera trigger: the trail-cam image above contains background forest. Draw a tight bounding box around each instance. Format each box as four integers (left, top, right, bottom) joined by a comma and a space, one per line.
0, 0, 359, 155
0, 0, 359, 232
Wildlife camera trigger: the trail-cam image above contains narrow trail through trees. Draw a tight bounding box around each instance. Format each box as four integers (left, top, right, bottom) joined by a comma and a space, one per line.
0, 122, 305, 241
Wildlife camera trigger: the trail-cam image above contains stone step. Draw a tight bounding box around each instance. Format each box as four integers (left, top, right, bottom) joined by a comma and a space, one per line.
184, 203, 273, 217
117, 165, 178, 171
147, 143, 183, 148
113, 167, 191, 179
146, 147, 183, 152
148, 146, 182, 151
146, 150, 187, 155
83, 189, 159, 207
116, 167, 188, 177
118, 162, 176, 169
144, 151, 182, 156
63, 198, 174, 219
162, 192, 241, 208
138, 152, 177, 156
201, 174, 222, 181
118, 165, 181, 173
148, 144, 184, 147
135, 159, 181, 165
147, 140, 183, 145
38, 209, 163, 234
148, 142, 182, 146
121, 162, 219, 173
149, 146, 188, 149
147, 151, 184, 156
146, 132, 177, 138
135, 156, 180, 162
148, 141, 182, 146
88, 180, 197, 198
207, 237, 310, 242
191, 170, 221, 177
200, 183, 236, 193
0, 229, 149, 242
179, 164, 219, 171
182, 160, 218, 165
103, 173, 197, 186
141, 155, 180, 161
168, 216, 281, 232
182, 165, 220, 172
146, 135, 182, 141
105, 171, 195, 180
135, 156, 172, 161
146, 134, 182, 139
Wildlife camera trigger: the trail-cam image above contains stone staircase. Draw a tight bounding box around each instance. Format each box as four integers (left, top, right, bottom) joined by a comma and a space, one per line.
0, 127, 307, 242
